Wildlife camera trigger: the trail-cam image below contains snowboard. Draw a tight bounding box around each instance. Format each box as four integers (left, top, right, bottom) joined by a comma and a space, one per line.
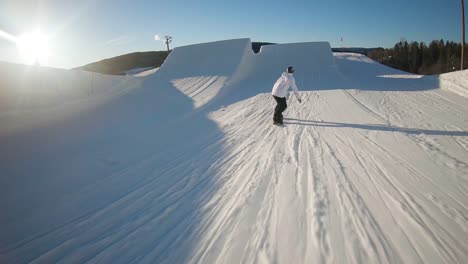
273, 122, 285, 127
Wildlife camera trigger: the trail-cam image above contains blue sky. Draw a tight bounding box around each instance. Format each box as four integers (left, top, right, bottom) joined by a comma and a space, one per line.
0, 0, 465, 69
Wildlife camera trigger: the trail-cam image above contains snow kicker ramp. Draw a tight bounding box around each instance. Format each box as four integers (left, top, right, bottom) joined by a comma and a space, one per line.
156, 38, 343, 107
228, 40, 341, 91
1, 39, 468, 264
154, 39, 251, 107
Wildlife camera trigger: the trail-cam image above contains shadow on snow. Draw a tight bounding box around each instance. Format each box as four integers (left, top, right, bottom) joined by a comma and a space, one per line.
0, 74, 227, 263
284, 118, 468, 137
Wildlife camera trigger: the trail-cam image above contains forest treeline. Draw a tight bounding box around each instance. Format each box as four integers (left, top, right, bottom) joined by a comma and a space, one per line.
368, 40, 467, 75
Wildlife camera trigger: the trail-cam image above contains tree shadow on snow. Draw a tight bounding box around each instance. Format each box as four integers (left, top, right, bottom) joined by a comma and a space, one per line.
284, 118, 468, 137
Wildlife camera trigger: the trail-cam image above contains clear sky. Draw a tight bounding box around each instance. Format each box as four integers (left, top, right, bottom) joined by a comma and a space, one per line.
0, 0, 465, 69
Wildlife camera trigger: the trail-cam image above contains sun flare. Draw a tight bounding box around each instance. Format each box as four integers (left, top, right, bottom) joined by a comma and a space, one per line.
16, 30, 50, 65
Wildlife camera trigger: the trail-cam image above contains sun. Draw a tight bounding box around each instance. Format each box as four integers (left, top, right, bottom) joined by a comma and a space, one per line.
16, 30, 50, 66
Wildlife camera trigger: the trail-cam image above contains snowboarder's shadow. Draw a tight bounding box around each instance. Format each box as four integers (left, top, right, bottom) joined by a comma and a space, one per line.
283, 118, 468, 137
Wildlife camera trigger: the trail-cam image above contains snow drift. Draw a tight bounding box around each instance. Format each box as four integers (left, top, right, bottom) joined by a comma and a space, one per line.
1, 39, 468, 264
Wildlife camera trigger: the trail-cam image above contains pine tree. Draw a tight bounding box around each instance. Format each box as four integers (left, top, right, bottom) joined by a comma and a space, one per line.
439, 39, 447, 72
364, 39, 464, 74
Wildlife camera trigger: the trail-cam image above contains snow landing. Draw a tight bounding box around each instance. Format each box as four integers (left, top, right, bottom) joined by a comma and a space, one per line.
1, 39, 468, 264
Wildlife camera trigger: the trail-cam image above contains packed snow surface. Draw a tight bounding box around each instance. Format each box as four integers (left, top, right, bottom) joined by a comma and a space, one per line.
1, 39, 468, 264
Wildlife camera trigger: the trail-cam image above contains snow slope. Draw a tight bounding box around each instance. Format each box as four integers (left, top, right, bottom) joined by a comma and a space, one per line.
1, 39, 468, 264
123, 67, 157, 76
439, 69, 468, 98
0, 61, 142, 135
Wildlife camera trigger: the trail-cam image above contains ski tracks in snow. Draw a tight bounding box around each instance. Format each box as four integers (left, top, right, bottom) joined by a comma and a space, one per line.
202, 90, 468, 263
3, 88, 467, 263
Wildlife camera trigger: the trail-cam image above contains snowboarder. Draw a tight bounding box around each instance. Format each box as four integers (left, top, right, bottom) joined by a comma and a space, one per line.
271, 66, 302, 125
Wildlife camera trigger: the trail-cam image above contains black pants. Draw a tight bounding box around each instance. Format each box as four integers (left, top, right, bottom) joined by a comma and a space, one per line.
273, 95, 287, 123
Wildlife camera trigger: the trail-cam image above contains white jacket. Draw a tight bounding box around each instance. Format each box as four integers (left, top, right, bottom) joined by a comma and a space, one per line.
271, 72, 301, 100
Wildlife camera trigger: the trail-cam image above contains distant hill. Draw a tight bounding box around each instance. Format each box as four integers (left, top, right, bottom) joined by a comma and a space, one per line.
76, 51, 170, 75
76, 42, 376, 75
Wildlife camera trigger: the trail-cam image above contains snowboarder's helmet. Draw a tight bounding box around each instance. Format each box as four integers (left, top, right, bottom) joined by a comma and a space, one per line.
287, 66, 295, 73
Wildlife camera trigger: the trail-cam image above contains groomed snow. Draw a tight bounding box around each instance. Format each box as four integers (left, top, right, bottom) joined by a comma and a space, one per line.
1, 39, 468, 264
124, 67, 157, 76
439, 69, 468, 98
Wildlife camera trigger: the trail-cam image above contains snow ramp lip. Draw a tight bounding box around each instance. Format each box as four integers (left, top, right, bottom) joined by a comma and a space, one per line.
157, 38, 336, 79
157, 38, 253, 78
255, 41, 335, 67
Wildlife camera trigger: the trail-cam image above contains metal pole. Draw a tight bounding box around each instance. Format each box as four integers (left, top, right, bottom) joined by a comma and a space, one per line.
165, 36, 172, 52
462, 0, 465, 70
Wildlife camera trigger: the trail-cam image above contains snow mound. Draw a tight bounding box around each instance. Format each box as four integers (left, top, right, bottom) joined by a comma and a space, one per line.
132, 67, 159, 77
154, 39, 252, 107
124, 67, 157, 76
227, 41, 342, 94
0, 61, 140, 135
439, 69, 468, 98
